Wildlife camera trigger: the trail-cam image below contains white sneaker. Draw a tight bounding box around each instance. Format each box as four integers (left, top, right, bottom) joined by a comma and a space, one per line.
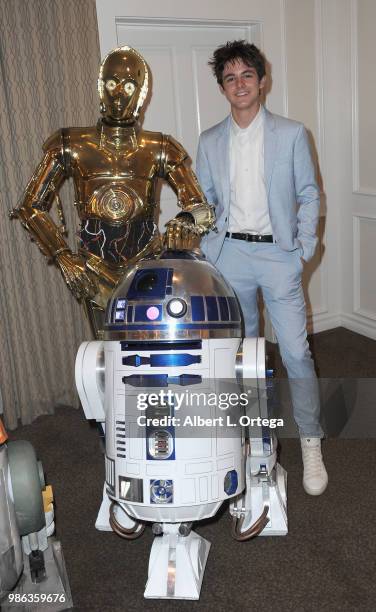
300, 437, 328, 495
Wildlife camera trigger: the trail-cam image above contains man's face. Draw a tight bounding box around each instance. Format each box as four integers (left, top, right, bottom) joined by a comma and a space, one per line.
220, 58, 266, 114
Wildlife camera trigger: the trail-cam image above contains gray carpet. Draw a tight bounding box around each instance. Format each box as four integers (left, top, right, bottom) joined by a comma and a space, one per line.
8, 327, 376, 611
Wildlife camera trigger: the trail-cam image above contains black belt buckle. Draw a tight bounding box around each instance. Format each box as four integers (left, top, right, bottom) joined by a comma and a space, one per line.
248, 234, 274, 243
226, 232, 273, 243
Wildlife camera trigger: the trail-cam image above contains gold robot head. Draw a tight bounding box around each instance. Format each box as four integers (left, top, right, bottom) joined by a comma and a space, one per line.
98, 46, 149, 124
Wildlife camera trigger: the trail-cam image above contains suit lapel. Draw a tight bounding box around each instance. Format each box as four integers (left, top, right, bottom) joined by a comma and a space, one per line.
216, 115, 231, 208
264, 108, 278, 195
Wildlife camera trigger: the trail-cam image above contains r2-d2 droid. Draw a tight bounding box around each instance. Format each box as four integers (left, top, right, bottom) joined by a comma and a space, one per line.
75, 250, 287, 600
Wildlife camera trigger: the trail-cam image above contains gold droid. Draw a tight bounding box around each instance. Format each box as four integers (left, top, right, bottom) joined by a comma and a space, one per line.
12, 46, 214, 336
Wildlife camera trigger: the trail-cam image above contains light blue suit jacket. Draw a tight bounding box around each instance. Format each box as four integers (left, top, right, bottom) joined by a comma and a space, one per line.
196, 107, 319, 263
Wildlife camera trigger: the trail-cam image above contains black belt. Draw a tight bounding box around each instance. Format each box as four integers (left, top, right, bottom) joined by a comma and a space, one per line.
225, 232, 274, 243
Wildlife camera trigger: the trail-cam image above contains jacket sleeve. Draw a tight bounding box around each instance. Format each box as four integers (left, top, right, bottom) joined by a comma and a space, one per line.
293, 124, 320, 262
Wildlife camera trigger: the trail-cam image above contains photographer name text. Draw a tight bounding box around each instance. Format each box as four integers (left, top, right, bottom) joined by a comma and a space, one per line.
136, 415, 284, 428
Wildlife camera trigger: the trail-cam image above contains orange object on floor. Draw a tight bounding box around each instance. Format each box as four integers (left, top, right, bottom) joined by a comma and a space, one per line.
0, 418, 8, 444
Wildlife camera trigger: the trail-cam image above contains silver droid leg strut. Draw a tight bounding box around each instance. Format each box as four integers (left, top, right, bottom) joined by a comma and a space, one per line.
230, 338, 287, 538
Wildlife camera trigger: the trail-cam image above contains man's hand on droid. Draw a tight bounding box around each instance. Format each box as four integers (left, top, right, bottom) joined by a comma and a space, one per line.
55, 251, 98, 300
163, 214, 201, 251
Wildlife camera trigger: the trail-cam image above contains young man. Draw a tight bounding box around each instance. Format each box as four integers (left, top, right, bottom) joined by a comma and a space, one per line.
196, 40, 328, 496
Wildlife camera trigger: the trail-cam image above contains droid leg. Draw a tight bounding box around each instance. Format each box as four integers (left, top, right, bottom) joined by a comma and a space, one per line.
230, 337, 287, 537
230, 434, 287, 538
144, 523, 210, 600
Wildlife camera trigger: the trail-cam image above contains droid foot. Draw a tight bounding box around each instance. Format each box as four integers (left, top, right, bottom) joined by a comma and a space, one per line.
144, 524, 210, 599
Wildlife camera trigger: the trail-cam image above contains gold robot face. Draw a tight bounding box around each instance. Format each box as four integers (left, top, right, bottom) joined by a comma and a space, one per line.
98, 46, 149, 123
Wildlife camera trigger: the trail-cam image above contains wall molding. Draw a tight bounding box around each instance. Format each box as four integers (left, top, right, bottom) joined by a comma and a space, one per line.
351, 0, 376, 196
279, 0, 288, 117
191, 47, 202, 137
314, 0, 325, 168
353, 212, 361, 315
312, 2, 329, 320
171, 47, 184, 143
351, 0, 360, 193
353, 213, 376, 320
115, 16, 262, 33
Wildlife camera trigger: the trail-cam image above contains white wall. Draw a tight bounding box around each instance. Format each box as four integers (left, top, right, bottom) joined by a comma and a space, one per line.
96, 0, 376, 339
284, 0, 333, 334
315, 0, 376, 340
285, 0, 376, 339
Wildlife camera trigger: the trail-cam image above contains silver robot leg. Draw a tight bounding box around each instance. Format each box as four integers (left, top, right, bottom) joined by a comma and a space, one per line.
230, 338, 287, 538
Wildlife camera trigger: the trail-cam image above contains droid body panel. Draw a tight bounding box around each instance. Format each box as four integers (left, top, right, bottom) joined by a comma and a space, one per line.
102, 336, 244, 524
76, 251, 287, 599
12, 46, 214, 336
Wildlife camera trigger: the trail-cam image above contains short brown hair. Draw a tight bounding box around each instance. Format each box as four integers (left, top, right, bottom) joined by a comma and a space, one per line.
209, 40, 266, 85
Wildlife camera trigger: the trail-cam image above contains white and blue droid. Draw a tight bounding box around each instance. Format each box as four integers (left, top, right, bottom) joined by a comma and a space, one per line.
75, 250, 287, 600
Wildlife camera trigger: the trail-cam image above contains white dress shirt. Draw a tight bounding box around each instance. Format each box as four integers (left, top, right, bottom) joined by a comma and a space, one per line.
228, 105, 273, 235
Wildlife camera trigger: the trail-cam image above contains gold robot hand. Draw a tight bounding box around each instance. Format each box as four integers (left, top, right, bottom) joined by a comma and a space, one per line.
161, 136, 216, 246
163, 215, 201, 250
55, 250, 98, 300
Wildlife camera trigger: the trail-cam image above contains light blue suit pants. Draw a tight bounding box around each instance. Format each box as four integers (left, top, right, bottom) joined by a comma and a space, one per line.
215, 237, 323, 437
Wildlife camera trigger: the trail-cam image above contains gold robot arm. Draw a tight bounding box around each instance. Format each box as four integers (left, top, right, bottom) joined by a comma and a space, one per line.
161, 135, 215, 249
11, 130, 97, 300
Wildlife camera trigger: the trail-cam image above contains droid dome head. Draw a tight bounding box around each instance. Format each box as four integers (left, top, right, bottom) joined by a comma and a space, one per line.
98, 45, 149, 124
104, 251, 242, 340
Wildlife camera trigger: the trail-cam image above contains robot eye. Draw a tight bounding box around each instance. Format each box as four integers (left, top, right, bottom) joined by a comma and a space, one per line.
167, 298, 187, 318
105, 79, 117, 92
124, 81, 136, 96
136, 272, 158, 293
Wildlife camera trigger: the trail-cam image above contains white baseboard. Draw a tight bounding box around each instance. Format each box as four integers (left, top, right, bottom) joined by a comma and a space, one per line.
340, 313, 376, 341
267, 311, 376, 342
307, 311, 341, 335
308, 311, 376, 340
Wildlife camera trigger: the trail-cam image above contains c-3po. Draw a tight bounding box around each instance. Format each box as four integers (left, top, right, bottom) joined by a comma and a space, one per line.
12, 45, 214, 336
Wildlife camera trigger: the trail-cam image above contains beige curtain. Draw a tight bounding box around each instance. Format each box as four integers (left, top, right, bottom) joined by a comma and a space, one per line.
0, 0, 101, 428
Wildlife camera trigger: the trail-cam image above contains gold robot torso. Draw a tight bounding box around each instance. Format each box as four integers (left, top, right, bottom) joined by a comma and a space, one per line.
53, 124, 181, 267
